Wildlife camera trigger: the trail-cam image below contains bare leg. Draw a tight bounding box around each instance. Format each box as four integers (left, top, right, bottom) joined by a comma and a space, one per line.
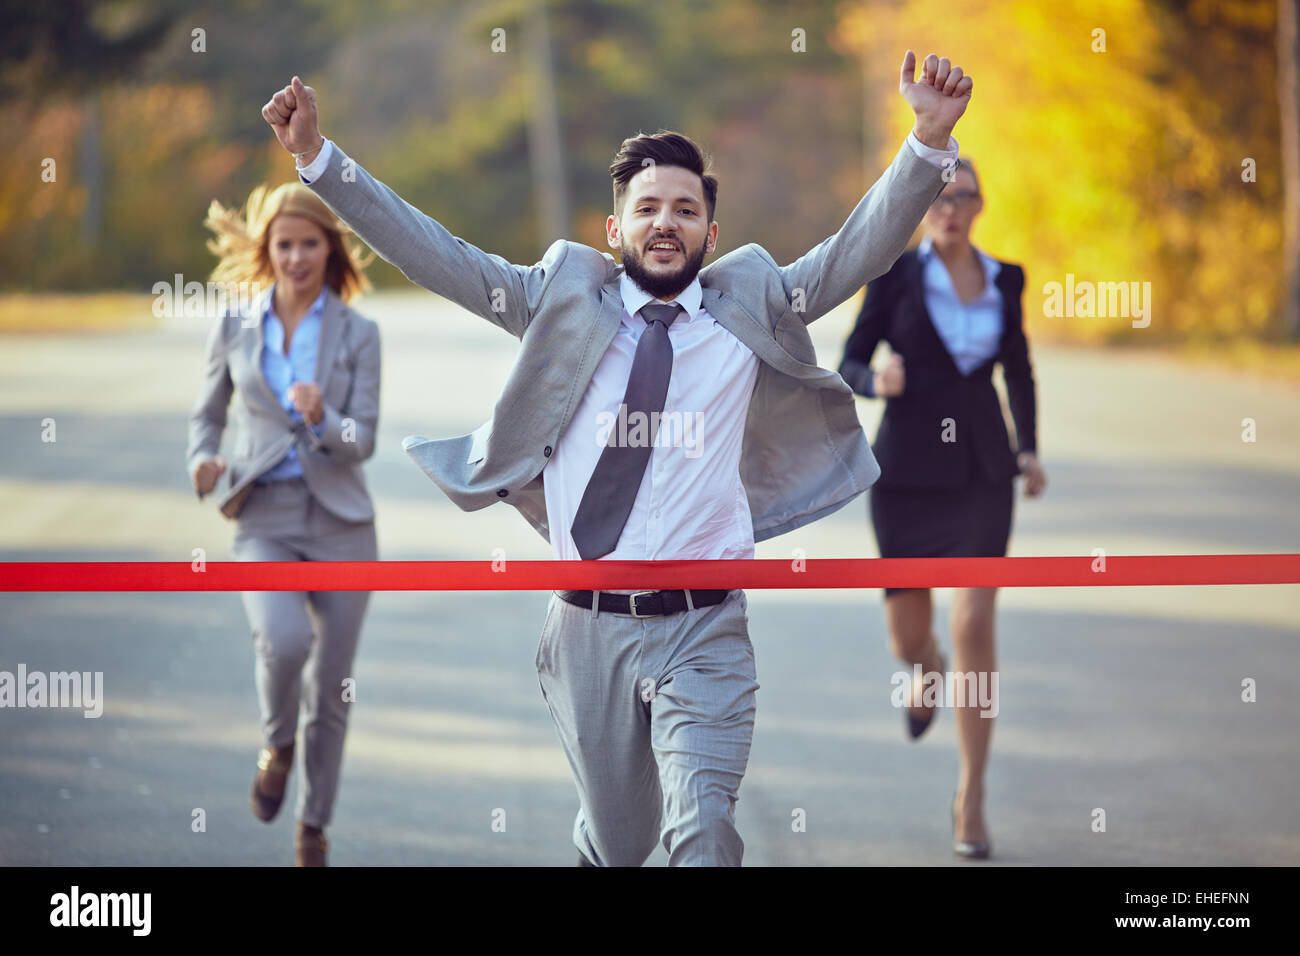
885, 589, 943, 720
949, 586, 998, 845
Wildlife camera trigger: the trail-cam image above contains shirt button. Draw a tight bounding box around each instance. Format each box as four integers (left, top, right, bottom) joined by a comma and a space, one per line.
543, 446, 552, 457
497, 489, 509, 498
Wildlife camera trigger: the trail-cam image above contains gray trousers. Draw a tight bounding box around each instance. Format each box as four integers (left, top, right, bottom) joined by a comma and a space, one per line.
536, 588, 759, 866
231, 478, 377, 829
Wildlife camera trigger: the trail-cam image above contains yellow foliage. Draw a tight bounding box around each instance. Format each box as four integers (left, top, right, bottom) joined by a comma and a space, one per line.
834, 0, 1284, 342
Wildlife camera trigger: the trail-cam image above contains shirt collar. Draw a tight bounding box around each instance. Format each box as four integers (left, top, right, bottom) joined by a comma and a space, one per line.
265, 284, 329, 327
619, 272, 703, 329
917, 235, 1002, 283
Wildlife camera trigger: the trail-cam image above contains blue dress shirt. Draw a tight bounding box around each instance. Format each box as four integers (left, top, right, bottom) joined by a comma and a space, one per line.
917, 235, 1004, 376
256, 285, 326, 484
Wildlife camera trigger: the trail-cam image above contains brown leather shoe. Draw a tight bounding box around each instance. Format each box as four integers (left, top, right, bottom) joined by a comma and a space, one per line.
295, 823, 328, 867
250, 744, 294, 823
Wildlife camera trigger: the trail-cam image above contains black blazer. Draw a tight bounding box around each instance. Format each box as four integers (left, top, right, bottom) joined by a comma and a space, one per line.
838, 248, 1037, 490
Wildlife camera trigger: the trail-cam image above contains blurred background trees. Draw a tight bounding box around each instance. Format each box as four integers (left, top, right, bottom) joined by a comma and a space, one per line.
1, 0, 1295, 343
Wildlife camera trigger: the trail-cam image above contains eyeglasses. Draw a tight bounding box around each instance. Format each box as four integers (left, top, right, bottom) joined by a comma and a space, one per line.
932, 189, 981, 209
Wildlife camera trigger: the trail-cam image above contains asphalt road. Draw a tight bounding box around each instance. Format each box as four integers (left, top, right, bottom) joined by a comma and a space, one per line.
1, 291, 1297, 865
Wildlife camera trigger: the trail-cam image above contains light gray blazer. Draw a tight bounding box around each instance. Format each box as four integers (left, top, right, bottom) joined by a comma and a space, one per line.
186, 287, 381, 522
305, 138, 944, 543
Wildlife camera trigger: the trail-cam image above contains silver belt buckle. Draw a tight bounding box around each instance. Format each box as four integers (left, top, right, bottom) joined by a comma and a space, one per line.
628, 590, 657, 617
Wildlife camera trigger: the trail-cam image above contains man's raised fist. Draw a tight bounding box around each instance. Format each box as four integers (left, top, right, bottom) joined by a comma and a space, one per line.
261, 76, 322, 158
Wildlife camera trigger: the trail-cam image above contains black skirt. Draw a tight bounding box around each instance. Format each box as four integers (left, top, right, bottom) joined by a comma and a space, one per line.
869, 477, 1014, 596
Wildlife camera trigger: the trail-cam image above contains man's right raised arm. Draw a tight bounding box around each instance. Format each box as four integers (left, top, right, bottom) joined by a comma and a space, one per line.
262, 77, 555, 339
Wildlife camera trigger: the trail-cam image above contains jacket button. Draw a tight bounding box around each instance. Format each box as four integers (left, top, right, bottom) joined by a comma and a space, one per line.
543, 445, 552, 457
497, 489, 509, 498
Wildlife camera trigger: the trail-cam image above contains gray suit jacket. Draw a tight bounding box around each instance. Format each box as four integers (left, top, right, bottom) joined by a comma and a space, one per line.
305, 138, 944, 543
186, 287, 381, 522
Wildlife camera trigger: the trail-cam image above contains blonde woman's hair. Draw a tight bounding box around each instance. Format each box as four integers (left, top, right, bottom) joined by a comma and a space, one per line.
204, 182, 373, 303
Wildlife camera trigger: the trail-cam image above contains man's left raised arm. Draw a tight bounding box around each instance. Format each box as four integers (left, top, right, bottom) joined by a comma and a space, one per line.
779, 50, 973, 322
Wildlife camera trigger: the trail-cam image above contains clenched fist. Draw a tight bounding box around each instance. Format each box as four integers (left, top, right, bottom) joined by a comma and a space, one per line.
262, 76, 323, 159
1018, 452, 1048, 499
193, 455, 227, 495
289, 382, 323, 426
873, 353, 906, 398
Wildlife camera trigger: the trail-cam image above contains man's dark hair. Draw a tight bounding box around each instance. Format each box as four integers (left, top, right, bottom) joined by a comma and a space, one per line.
610, 130, 718, 223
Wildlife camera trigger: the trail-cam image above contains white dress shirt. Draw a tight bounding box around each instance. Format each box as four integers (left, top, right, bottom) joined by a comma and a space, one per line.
294, 131, 960, 575
917, 235, 1004, 375
545, 274, 760, 572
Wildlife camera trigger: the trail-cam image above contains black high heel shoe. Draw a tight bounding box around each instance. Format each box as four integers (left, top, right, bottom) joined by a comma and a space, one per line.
904, 652, 946, 741
951, 791, 991, 860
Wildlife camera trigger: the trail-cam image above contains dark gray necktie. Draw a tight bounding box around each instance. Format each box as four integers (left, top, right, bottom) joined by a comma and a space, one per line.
570, 302, 683, 560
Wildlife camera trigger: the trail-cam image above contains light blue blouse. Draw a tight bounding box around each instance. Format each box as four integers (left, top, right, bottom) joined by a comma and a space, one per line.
917, 236, 1004, 376
256, 285, 326, 484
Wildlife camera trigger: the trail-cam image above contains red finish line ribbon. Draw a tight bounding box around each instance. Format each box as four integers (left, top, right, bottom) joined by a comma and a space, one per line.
1, 555, 1298, 591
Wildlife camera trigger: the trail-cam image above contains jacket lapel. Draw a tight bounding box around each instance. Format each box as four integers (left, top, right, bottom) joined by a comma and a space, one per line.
993, 265, 1019, 358
559, 280, 624, 431
313, 289, 344, 394
244, 288, 295, 428
701, 287, 817, 379
909, 251, 962, 378
561, 275, 840, 440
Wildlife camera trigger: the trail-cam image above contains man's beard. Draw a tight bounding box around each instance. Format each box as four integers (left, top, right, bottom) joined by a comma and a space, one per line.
621, 236, 708, 300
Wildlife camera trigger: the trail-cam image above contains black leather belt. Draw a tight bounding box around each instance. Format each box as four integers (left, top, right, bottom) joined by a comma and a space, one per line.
555, 589, 729, 618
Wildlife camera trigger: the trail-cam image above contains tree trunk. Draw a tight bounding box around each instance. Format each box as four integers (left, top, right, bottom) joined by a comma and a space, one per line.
525, 0, 569, 251
79, 90, 104, 246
